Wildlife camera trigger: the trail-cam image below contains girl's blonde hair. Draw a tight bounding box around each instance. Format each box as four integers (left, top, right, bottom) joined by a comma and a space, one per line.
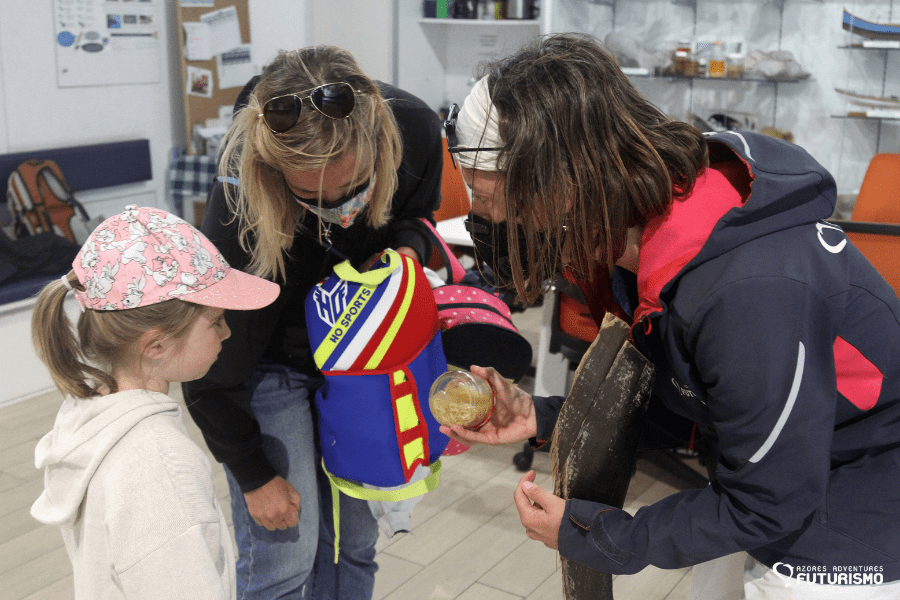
218, 45, 403, 281
31, 272, 206, 399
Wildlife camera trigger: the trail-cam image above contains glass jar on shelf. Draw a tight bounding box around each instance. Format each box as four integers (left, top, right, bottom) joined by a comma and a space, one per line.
709, 41, 726, 78
673, 40, 692, 75
726, 42, 745, 79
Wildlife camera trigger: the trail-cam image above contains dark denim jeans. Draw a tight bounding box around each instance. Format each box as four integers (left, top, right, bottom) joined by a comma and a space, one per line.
225, 363, 378, 599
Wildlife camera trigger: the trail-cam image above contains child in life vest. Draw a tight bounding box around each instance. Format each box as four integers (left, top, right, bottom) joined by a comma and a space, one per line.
29, 205, 279, 599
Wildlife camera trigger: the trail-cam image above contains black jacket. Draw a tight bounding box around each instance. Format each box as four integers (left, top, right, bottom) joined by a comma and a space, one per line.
538, 132, 900, 583
183, 80, 443, 492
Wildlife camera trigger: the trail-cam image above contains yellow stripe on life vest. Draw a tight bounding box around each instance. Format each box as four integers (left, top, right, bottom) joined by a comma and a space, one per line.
403, 438, 426, 469
313, 284, 375, 368
364, 256, 417, 369
396, 393, 419, 432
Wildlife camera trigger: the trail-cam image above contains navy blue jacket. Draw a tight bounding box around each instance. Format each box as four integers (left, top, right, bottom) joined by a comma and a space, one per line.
537, 131, 900, 582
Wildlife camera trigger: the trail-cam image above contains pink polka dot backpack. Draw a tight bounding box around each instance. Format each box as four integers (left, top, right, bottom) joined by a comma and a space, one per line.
419, 218, 533, 383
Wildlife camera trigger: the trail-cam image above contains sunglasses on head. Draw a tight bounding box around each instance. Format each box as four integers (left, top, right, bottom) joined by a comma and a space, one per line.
443, 103, 503, 170
260, 82, 360, 134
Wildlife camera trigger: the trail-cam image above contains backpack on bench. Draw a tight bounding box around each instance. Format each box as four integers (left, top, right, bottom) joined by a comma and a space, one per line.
6, 158, 100, 244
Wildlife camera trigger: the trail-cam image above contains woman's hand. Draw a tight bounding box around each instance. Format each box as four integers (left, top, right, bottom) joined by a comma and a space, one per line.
439, 365, 538, 446
514, 470, 566, 550
244, 476, 302, 531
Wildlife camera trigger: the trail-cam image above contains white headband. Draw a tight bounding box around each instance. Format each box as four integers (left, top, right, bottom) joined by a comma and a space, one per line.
456, 76, 504, 172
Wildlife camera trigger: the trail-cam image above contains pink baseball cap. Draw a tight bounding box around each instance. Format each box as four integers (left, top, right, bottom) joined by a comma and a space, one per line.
72, 205, 279, 311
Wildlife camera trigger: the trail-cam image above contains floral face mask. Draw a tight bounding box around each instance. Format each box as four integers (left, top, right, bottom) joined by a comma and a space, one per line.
293, 173, 376, 229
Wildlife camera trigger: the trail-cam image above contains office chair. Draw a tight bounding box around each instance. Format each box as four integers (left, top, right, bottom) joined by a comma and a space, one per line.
832, 153, 900, 297
427, 138, 472, 273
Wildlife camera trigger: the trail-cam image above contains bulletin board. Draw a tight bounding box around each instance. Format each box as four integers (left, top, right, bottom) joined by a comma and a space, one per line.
175, 0, 253, 154
53, 0, 162, 87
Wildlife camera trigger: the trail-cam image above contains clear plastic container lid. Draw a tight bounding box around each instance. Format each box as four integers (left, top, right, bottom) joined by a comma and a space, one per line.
429, 369, 494, 430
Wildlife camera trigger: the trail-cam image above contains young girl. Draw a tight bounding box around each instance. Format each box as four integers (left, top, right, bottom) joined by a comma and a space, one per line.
30, 205, 279, 599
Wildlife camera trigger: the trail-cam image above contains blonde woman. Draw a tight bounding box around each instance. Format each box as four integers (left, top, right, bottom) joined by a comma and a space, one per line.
182, 46, 443, 599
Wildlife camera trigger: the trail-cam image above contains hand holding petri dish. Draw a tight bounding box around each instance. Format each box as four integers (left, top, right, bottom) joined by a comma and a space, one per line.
429, 369, 494, 430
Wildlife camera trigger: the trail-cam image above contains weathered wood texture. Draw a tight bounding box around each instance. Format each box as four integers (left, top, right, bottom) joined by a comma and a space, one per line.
551, 313, 656, 600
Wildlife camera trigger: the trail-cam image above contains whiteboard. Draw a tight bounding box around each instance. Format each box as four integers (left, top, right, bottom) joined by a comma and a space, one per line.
53, 0, 161, 87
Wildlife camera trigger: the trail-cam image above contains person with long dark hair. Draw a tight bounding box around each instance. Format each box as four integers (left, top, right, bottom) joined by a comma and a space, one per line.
443, 33, 900, 599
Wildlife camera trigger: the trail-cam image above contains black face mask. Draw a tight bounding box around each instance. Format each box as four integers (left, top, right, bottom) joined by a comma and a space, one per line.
464, 213, 532, 291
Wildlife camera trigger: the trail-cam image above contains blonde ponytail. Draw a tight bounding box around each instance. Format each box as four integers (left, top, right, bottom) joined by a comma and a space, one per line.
31, 272, 206, 399
32, 272, 114, 398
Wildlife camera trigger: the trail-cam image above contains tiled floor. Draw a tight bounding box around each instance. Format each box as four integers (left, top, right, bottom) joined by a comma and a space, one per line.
0, 306, 701, 599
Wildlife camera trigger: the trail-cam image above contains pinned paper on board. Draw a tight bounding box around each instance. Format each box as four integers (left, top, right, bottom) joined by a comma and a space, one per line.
201, 6, 242, 56
217, 44, 256, 89
183, 22, 213, 61
187, 65, 214, 97
181, 0, 215, 6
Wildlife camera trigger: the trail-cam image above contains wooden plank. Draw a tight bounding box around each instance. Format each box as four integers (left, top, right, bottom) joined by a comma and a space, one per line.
551, 313, 631, 472
551, 313, 656, 600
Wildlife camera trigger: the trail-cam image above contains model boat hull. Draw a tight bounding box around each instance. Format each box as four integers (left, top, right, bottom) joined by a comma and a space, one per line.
843, 9, 900, 41
835, 88, 900, 110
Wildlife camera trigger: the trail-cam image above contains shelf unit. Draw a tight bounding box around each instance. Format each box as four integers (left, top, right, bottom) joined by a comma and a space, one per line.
629, 72, 807, 85
418, 18, 541, 26
629, 1, 808, 131
833, 114, 900, 122
832, 38, 899, 151
395, 1, 893, 194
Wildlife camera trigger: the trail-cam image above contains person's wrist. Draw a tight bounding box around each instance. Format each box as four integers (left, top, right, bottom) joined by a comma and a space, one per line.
396, 245, 419, 263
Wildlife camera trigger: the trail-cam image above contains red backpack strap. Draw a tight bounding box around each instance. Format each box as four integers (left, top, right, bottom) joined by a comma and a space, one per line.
419, 217, 467, 284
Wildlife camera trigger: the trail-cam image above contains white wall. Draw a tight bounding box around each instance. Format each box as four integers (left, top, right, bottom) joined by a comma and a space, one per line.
309, 0, 397, 83
247, 0, 396, 83
248, 0, 314, 69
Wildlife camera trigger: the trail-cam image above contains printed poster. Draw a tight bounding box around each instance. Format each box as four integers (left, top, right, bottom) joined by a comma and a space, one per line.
54, 0, 161, 87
